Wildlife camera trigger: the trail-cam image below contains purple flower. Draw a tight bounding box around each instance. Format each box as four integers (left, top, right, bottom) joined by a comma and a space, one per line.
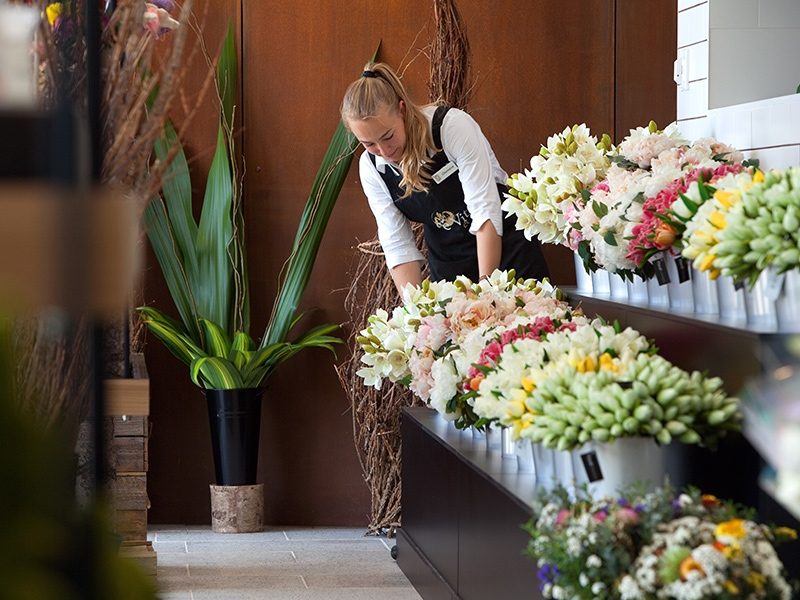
537, 562, 559, 588
150, 0, 173, 10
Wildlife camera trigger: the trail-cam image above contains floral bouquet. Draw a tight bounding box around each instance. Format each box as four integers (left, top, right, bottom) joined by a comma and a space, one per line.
356, 270, 573, 428
470, 319, 741, 450
570, 121, 687, 276
697, 166, 800, 288
678, 169, 764, 281
526, 484, 799, 600
502, 124, 612, 246
625, 143, 748, 272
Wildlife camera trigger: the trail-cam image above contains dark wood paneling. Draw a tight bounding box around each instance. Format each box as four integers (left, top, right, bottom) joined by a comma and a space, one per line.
146, 1, 676, 526
615, 0, 678, 141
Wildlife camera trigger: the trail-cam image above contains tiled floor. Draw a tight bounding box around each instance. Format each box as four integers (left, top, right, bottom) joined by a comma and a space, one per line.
149, 526, 423, 600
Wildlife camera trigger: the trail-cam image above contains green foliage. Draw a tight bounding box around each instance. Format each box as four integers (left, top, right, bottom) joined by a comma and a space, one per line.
0, 323, 157, 600
139, 23, 354, 389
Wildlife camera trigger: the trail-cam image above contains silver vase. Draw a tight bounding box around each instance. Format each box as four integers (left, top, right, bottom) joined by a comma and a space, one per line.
573, 252, 592, 293
744, 270, 777, 328
717, 275, 747, 324
666, 256, 693, 313
692, 267, 719, 315
777, 269, 800, 332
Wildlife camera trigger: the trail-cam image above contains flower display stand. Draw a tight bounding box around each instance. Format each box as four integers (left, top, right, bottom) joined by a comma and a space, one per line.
398, 407, 542, 600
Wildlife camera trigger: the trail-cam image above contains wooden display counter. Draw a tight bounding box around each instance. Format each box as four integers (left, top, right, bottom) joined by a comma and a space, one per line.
397, 291, 800, 599
398, 407, 542, 600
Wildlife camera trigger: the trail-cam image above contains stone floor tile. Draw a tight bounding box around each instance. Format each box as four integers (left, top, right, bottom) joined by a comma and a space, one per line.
282, 527, 372, 541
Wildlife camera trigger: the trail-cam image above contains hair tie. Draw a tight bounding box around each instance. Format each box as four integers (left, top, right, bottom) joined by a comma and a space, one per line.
362, 70, 378, 78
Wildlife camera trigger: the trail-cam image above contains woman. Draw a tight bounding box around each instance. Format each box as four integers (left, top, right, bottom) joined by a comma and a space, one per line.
341, 62, 549, 293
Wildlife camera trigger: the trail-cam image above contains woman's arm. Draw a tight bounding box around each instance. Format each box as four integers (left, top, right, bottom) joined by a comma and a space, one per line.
475, 220, 501, 279
390, 260, 423, 294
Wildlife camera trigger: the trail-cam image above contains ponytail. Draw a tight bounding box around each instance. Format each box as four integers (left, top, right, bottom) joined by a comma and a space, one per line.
341, 62, 438, 198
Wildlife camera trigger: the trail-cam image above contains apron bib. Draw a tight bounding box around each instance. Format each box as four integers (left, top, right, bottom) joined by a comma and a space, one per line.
371, 106, 549, 283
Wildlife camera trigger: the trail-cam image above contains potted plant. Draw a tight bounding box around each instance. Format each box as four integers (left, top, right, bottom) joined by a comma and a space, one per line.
137, 24, 351, 525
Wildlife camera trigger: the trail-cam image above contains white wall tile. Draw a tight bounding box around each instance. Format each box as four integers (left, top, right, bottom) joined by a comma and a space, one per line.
709, 0, 758, 29
743, 145, 800, 170
709, 106, 752, 149
678, 3, 709, 47
677, 78, 708, 119
677, 117, 712, 141
751, 99, 800, 148
709, 29, 800, 109
679, 0, 706, 12
687, 41, 709, 80
759, 0, 800, 28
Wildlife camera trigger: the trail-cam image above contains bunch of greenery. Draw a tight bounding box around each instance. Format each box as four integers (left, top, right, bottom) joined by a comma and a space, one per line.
138, 24, 352, 389
0, 324, 157, 600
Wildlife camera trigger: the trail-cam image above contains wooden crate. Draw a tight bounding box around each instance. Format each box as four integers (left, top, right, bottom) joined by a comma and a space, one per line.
104, 354, 154, 567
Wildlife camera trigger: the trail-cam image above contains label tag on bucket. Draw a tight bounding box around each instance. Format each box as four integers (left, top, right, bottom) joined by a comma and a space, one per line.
653, 257, 670, 285
734, 279, 745, 291
675, 256, 691, 282
581, 450, 604, 482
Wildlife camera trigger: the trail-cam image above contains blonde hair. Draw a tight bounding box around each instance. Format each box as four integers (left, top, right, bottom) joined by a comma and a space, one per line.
341, 62, 438, 198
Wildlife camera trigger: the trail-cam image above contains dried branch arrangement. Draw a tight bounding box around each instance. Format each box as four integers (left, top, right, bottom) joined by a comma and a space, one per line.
13, 0, 208, 440
339, 0, 474, 536
429, 0, 473, 109
336, 235, 425, 537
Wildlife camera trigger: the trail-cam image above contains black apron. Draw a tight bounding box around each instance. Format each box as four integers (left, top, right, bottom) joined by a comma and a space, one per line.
370, 105, 549, 283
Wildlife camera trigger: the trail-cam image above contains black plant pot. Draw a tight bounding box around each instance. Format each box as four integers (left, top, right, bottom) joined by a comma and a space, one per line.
205, 388, 263, 486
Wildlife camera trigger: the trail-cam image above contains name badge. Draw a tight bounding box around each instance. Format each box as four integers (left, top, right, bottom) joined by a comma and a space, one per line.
432, 161, 458, 184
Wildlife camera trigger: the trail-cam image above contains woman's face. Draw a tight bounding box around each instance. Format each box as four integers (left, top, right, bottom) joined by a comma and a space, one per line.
349, 100, 407, 163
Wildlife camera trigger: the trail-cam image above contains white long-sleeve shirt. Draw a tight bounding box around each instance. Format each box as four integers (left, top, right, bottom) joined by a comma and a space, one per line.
358, 106, 508, 270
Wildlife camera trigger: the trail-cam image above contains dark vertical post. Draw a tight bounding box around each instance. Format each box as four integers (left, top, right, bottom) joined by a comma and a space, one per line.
84, 0, 105, 491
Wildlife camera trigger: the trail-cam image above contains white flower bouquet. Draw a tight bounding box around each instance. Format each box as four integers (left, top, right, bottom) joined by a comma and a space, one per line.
502, 124, 612, 246
356, 270, 570, 427
709, 167, 800, 288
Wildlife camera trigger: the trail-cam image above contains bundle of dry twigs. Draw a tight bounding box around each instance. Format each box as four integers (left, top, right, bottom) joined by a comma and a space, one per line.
429, 0, 473, 109
338, 0, 473, 536
13, 0, 208, 440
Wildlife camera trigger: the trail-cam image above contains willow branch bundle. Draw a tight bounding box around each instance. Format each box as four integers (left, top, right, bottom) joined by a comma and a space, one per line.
336, 231, 426, 537
339, 0, 474, 536
429, 0, 473, 109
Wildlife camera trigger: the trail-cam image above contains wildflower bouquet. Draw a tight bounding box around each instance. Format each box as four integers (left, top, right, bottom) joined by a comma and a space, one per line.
471, 320, 741, 449
502, 124, 612, 246
525, 484, 799, 600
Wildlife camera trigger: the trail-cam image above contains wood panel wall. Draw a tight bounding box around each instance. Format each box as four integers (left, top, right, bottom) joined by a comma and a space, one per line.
145, 0, 676, 526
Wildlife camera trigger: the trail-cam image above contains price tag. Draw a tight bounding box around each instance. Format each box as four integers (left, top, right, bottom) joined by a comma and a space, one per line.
675, 256, 692, 283
733, 279, 745, 291
653, 256, 671, 286
580, 450, 604, 483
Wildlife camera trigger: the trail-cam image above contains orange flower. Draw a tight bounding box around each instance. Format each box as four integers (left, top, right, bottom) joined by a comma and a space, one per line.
678, 557, 706, 581
653, 222, 677, 247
